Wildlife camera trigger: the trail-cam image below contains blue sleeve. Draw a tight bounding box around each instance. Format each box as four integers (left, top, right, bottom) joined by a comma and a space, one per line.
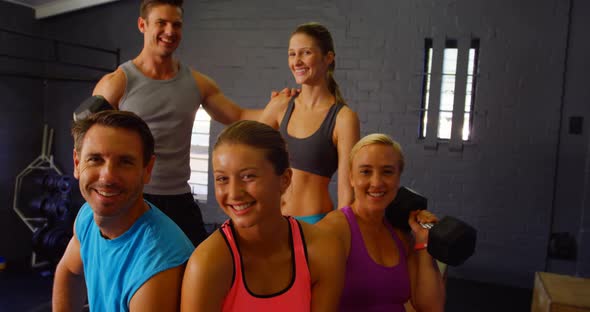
74, 202, 92, 243
124, 209, 194, 305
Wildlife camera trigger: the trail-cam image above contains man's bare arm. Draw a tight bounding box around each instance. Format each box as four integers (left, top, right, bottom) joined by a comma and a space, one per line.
193, 71, 261, 124
194, 71, 296, 125
52, 232, 86, 312
92, 69, 127, 109
129, 265, 186, 311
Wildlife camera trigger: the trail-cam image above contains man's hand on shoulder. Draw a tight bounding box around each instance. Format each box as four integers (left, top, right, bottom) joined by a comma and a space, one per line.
259, 88, 298, 129
270, 87, 300, 99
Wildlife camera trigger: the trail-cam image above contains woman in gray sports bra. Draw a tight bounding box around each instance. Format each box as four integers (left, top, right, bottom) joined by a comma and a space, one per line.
260, 22, 360, 224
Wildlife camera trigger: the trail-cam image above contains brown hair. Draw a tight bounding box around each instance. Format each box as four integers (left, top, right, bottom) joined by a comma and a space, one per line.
349, 133, 405, 174
71, 110, 155, 167
214, 120, 290, 175
140, 0, 184, 19
292, 22, 347, 106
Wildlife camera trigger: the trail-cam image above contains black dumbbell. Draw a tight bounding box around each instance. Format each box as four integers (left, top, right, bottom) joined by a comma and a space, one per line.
42, 174, 73, 194
32, 224, 71, 261
31, 194, 70, 220
73, 95, 112, 121
419, 216, 476, 266
386, 186, 477, 266
386, 186, 427, 233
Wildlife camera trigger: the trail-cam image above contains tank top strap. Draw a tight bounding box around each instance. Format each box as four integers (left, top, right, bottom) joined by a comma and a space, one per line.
220, 220, 242, 281
287, 217, 309, 269
384, 220, 408, 262
279, 98, 296, 133
322, 103, 344, 137
119, 61, 134, 102
341, 206, 364, 247
342, 207, 408, 264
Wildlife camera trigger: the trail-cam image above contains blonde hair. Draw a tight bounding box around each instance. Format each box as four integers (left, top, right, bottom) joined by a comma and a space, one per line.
349, 133, 405, 173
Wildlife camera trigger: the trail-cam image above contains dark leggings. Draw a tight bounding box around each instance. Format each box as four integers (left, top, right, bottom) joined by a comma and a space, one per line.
143, 193, 208, 247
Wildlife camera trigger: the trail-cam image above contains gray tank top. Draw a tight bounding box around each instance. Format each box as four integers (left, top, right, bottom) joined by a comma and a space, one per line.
119, 60, 201, 195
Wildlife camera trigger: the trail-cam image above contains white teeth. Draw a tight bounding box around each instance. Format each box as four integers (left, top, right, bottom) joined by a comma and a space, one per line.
97, 190, 120, 197
368, 192, 385, 198
232, 203, 253, 211
160, 37, 173, 43
295, 68, 306, 74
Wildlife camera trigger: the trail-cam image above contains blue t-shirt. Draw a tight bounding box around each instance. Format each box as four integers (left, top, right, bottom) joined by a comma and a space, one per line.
75, 201, 194, 311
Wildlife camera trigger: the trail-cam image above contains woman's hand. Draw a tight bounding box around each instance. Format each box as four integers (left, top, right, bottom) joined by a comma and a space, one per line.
408, 210, 439, 244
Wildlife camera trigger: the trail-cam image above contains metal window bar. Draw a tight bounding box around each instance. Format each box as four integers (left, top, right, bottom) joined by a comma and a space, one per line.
189, 109, 211, 202
463, 39, 480, 141
419, 38, 433, 139
438, 39, 459, 140
420, 38, 480, 143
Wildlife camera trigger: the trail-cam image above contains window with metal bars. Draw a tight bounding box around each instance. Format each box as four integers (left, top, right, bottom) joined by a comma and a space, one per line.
419, 38, 480, 143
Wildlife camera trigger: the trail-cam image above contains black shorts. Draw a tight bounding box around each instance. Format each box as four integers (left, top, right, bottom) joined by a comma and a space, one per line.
143, 193, 208, 247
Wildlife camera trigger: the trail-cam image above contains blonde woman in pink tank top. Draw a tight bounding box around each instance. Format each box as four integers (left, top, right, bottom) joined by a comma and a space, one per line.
180, 120, 345, 311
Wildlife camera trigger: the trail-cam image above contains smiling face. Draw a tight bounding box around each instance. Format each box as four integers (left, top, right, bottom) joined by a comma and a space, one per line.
138, 4, 183, 57
213, 143, 291, 229
288, 33, 334, 86
350, 144, 402, 213
73, 125, 154, 219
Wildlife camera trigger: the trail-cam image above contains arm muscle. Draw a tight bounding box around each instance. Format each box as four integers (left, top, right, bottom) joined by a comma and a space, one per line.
335, 108, 360, 209
52, 230, 86, 312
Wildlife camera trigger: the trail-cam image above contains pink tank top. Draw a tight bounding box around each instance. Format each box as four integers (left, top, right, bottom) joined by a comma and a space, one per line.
220, 217, 311, 312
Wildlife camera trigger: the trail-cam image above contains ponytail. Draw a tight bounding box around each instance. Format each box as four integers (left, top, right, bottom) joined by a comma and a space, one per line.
327, 62, 347, 106
293, 22, 347, 106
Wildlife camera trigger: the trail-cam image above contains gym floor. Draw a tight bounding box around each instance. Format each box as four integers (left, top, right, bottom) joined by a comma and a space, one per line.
0, 267, 533, 312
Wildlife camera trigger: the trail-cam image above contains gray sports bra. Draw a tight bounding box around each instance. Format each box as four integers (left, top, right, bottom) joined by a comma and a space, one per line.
279, 98, 344, 178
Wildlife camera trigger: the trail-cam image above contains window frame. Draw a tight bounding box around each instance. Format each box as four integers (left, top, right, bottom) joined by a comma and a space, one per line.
419, 37, 480, 146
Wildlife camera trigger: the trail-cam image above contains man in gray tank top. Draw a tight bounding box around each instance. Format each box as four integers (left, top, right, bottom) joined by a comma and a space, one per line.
92, 0, 293, 246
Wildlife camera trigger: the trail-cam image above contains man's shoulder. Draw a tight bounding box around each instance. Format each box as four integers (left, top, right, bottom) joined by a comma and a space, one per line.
141, 206, 195, 250
93, 67, 127, 107
77, 202, 92, 218
96, 68, 126, 88
125, 208, 193, 271
74, 202, 94, 241
144, 206, 187, 236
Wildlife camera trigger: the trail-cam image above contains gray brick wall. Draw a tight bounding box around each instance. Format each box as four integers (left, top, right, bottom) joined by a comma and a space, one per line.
1, 0, 588, 288
174, 0, 571, 287
550, 0, 590, 277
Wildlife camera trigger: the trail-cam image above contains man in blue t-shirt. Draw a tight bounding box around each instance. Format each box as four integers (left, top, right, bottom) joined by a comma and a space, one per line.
52, 110, 194, 311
